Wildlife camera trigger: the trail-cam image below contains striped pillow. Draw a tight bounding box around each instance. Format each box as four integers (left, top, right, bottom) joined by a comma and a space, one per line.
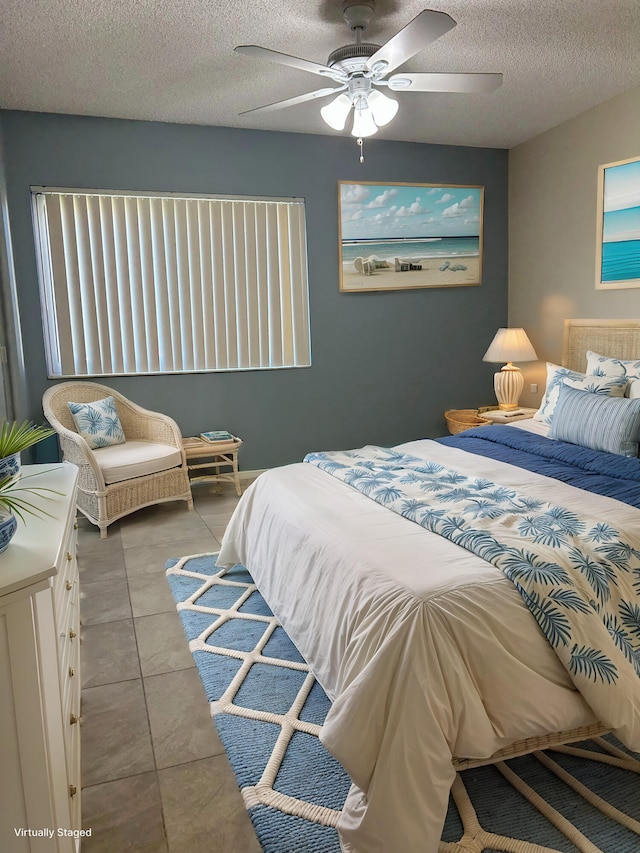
549, 384, 640, 457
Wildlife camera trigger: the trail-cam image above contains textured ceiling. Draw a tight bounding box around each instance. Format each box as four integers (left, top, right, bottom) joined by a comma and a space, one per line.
1, 0, 640, 149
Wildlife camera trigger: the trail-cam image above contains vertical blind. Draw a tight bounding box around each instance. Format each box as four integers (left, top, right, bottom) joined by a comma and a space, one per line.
32, 189, 311, 377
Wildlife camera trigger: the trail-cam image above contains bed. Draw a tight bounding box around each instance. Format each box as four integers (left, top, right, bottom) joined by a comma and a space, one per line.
218, 319, 640, 853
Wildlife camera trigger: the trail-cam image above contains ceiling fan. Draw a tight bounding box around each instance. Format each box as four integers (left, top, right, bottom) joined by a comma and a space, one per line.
234, 1, 502, 149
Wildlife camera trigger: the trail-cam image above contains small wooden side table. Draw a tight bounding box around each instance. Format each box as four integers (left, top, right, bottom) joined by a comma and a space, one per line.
182, 437, 243, 496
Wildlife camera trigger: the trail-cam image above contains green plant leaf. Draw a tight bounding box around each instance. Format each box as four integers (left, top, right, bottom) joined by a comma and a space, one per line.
0, 420, 55, 457
0, 469, 63, 522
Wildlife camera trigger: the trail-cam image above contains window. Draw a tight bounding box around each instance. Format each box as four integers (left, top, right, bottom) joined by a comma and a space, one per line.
32, 188, 311, 377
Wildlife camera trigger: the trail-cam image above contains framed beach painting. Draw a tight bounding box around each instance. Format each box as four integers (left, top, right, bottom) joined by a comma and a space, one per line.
596, 155, 640, 290
338, 180, 483, 292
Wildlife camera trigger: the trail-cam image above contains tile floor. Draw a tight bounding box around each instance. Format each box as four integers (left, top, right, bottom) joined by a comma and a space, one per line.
78, 480, 262, 853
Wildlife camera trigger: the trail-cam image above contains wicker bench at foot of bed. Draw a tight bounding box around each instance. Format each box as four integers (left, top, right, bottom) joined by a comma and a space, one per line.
451, 722, 609, 771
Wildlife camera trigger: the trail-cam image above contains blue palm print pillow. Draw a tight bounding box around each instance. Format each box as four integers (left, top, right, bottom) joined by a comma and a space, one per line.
586, 350, 640, 382
68, 396, 126, 449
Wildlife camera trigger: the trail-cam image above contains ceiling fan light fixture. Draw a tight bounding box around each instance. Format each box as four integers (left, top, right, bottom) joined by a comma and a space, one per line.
236, 6, 503, 163
389, 76, 412, 90
320, 93, 353, 130
367, 89, 398, 126
351, 105, 378, 137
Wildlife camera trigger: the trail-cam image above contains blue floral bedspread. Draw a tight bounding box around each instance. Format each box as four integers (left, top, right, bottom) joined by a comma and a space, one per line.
304, 444, 640, 743
438, 425, 640, 507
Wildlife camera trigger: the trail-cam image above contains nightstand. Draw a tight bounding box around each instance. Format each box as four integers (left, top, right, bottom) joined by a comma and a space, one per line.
182, 436, 243, 496
479, 407, 537, 424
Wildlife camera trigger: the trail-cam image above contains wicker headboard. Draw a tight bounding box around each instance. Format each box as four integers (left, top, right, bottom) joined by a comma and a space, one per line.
562, 319, 640, 373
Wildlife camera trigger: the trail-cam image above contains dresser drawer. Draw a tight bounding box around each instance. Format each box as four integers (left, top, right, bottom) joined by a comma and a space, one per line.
61, 638, 80, 716
53, 528, 77, 619
56, 597, 79, 678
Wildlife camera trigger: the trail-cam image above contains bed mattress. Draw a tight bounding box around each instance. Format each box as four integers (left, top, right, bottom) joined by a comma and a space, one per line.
218, 426, 640, 853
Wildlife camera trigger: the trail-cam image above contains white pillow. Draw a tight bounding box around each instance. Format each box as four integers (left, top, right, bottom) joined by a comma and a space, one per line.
533, 363, 627, 426
586, 350, 640, 382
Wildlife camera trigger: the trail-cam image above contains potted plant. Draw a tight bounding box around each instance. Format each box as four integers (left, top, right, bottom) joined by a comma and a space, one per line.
0, 420, 58, 553
0, 419, 56, 480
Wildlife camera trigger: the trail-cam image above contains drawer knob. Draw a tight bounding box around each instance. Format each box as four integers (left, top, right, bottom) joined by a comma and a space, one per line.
66, 580, 73, 591
69, 785, 77, 797
68, 667, 75, 677
69, 629, 77, 639
67, 551, 73, 561
70, 713, 78, 725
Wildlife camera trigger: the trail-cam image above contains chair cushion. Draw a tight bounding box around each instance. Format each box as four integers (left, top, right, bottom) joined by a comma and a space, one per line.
93, 440, 183, 485
68, 396, 126, 449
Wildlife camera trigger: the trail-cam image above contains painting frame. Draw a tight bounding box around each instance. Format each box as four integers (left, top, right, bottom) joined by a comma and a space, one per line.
595, 155, 640, 290
338, 180, 484, 293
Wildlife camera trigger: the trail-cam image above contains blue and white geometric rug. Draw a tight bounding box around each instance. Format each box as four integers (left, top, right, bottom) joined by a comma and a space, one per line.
166, 553, 640, 853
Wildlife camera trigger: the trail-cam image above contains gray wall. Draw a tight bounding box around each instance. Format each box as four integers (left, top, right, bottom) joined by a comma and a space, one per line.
509, 85, 640, 409
0, 110, 508, 468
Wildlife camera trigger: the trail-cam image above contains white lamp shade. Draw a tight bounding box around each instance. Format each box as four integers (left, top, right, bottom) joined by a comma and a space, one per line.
482, 327, 538, 364
351, 106, 378, 137
367, 90, 399, 126
320, 94, 352, 131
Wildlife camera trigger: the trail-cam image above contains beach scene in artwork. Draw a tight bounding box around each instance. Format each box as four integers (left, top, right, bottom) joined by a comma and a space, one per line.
339, 182, 483, 291
601, 158, 640, 285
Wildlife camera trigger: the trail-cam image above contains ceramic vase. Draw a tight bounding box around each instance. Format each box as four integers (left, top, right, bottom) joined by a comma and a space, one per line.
0, 511, 17, 553
0, 451, 21, 483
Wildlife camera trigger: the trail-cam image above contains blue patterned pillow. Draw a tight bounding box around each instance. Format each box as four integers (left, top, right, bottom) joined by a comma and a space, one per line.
563, 375, 627, 395
549, 384, 640, 457
68, 396, 126, 449
533, 362, 627, 426
586, 350, 640, 382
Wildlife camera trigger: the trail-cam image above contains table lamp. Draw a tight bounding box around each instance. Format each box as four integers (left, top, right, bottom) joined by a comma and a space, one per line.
482, 327, 538, 410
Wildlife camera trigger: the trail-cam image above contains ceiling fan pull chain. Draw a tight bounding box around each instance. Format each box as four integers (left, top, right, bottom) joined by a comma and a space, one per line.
357, 136, 364, 163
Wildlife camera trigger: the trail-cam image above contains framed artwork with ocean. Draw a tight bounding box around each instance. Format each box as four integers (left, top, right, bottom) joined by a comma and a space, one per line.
338, 181, 483, 292
596, 155, 640, 290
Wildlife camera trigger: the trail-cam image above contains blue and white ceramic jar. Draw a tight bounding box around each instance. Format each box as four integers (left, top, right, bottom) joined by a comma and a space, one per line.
0, 452, 21, 483
0, 512, 17, 553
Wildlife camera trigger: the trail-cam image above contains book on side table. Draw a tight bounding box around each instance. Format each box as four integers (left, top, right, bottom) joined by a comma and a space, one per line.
480, 407, 537, 424
200, 430, 235, 443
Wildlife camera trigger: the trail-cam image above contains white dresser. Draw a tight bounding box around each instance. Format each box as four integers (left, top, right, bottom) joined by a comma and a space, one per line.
0, 463, 82, 852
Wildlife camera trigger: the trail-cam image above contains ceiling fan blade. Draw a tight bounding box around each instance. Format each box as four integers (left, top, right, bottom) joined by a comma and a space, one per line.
239, 87, 346, 116
387, 72, 503, 94
235, 45, 345, 81
365, 10, 456, 76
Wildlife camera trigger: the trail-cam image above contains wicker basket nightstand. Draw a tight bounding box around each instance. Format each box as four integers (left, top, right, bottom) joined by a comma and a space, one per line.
444, 409, 491, 435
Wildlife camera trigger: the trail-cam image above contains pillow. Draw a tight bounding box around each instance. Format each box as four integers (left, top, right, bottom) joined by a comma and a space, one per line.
533, 362, 627, 425
586, 350, 640, 382
629, 379, 640, 400
563, 375, 627, 395
549, 384, 640, 457
68, 396, 126, 449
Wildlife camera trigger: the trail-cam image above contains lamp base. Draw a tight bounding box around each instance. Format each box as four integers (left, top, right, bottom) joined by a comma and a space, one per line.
494, 364, 524, 411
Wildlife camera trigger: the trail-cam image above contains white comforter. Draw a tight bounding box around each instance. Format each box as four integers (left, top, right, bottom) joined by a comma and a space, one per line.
218, 431, 640, 853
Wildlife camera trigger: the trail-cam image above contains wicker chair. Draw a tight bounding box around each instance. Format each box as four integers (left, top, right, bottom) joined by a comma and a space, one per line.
42, 381, 193, 538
